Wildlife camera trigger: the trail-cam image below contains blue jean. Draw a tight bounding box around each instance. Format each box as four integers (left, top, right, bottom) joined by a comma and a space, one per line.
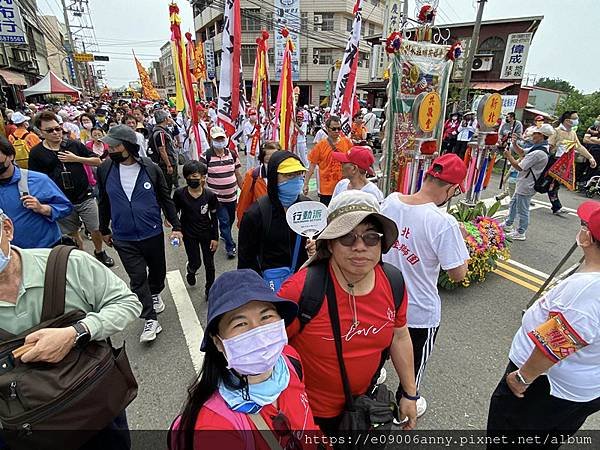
216, 200, 237, 252
505, 193, 534, 234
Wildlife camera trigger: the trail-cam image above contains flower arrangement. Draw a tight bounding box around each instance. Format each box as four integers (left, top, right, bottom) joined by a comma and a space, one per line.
439, 201, 511, 289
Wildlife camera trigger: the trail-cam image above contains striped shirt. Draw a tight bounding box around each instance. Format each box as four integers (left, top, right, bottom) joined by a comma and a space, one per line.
200, 148, 241, 203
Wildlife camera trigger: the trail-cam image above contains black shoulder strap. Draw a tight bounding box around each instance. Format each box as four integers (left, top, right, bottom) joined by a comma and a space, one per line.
205, 147, 213, 166
41, 245, 75, 322
257, 196, 272, 269
298, 261, 329, 332
324, 273, 355, 410
286, 355, 303, 381
381, 262, 405, 312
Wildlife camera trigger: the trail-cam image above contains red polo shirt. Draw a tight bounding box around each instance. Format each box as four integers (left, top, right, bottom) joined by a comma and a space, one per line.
278, 263, 408, 418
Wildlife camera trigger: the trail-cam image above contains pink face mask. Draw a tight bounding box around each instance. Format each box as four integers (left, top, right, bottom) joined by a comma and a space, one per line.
220, 319, 287, 375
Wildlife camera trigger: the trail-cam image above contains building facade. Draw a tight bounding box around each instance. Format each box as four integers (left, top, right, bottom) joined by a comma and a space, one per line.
190, 0, 385, 106
159, 41, 176, 97
41, 15, 69, 83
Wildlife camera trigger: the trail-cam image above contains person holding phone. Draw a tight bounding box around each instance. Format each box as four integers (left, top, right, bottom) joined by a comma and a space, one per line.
28, 111, 114, 267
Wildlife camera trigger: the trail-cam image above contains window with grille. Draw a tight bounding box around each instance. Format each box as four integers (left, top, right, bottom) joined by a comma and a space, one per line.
300, 47, 307, 64
242, 9, 263, 31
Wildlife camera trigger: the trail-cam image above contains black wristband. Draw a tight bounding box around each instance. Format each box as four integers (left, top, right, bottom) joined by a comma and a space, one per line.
402, 391, 420, 401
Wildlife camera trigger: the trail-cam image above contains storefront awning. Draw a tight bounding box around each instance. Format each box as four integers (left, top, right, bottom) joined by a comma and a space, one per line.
523, 107, 553, 118
471, 81, 518, 92
0, 69, 27, 86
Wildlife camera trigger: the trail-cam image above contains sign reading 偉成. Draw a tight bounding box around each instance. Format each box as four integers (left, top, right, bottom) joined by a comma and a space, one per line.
0, 0, 26, 44
286, 201, 328, 239
500, 33, 533, 80
204, 39, 216, 80
274, 0, 300, 82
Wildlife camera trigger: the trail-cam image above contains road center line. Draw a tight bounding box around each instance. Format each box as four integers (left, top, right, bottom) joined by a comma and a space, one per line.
505, 259, 549, 279
166, 270, 204, 373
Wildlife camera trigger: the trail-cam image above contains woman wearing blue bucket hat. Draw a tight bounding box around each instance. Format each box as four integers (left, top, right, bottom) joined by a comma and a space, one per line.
169, 269, 320, 450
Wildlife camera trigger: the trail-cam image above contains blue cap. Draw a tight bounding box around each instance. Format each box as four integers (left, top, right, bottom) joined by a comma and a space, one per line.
200, 269, 298, 351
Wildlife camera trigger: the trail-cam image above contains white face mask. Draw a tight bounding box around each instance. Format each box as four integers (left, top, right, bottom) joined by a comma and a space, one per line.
213, 140, 227, 150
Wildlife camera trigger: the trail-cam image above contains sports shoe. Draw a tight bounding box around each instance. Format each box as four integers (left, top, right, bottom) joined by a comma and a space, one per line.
500, 221, 513, 232
186, 263, 196, 286
507, 230, 526, 241
495, 192, 508, 201
94, 250, 114, 268
152, 294, 165, 313
553, 208, 565, 216
227, 247, 236, 259
139, 319, 162, 343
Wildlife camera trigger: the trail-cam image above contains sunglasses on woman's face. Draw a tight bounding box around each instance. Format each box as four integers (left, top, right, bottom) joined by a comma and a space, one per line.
43, 126, 63, 134
338, 231, 383, 247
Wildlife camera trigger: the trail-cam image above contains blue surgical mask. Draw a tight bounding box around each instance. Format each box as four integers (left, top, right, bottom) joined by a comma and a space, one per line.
278, 176, 304, 207
0, 226, 11, 273
570, 118, 579, 127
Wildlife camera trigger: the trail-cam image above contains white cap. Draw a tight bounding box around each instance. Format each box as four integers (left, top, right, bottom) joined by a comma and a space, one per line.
210, 126, 227, 139
11, 111, 30, 124
534, 124, 555, 137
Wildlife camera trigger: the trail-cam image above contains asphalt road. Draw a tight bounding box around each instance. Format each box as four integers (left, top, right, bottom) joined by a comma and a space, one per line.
82, 153, 599, 442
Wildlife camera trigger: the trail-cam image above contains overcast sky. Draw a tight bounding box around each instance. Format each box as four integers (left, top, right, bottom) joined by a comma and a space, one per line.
39, 0, 597, 93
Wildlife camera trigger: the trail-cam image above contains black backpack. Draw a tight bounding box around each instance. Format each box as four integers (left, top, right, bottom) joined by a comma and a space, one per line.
297, 260, 405, 331
527, 145, 553, 194
147, 126, 170, 163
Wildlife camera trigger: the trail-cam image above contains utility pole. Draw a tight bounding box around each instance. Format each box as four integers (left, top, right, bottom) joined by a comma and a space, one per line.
60, 0, 80, 88
459, 0, 487, 106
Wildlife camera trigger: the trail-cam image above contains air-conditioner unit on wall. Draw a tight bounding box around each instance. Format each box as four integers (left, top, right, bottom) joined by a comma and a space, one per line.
472, 55, 493, 72
314, 15, 322, 24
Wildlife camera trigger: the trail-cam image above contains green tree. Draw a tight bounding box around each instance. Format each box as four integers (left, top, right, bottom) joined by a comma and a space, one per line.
535, 77, 577, 94
556, 90, 600, 138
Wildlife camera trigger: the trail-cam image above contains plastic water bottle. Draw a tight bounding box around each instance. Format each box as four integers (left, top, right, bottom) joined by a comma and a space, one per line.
170, 237, 180, 248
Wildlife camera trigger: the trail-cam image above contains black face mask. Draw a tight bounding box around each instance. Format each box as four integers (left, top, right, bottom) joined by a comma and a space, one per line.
0, 161, 9, 175
186, 179, 201, 189
109, 152, 127, 163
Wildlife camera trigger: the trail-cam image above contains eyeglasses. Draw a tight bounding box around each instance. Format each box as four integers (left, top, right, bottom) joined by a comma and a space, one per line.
42, 127, 63, 134
329, 127, 341, 132
271, 412, 302, 450
338, 231, 383, 247
452, 187, 461, 197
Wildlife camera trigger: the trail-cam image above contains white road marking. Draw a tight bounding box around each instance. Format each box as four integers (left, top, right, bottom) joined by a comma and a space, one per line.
505, 259, 550, 279
166, 270, 204, 373
531, 199, 578, 216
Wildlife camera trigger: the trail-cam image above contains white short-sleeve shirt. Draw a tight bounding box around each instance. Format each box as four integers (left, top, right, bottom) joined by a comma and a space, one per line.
381, 194, 469, 328
332, 179, 384, 203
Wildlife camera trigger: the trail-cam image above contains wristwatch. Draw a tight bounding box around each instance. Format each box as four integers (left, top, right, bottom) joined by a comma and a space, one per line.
72, 322, 91, 348
515, 370, 531, 386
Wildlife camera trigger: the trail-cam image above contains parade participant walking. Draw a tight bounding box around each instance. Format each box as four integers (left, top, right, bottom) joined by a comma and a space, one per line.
0, 135, 72, 248
279, 191, 418, 433
238, 152, 309, 290
498, 112, 523, 151
455, 111, 477, 159
303, 116, 352, 206
350, 113, 367, 144
331, 145, 383, 202
170, 269, 319, 450
123, 114, 147, 157
28, 111, 114, 267
97, 125, 183, 343
501, 125, 553, 241
441, 113, 460, 154
547, 111, 597, 214
382, 153, 469, 418
86, 127, 109, 158
236, 141, 280, 226
363, 107, 377, 141
487, 200, 600, 443
149, 109, 178, 191
7, 111, 40, 168
522, 115, 546, 146
0, 208, 141, 449
78, 113, 95, 144
292, 111, 308, 167
200, 126, 243, 259
242, 109, 259, 169
173, 160, 218, 298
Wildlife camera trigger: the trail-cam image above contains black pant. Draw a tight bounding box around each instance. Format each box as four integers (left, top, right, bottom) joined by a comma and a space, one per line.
487, 361, 600, 449
159, 157, 178, 192
454, 140, 469, 159
319, 194, 332, 206
113, 233, 166, 321
442, 138, 457, 155
80, 410, 130, 450
183, 234, 215, 294
396, 326, 439, 402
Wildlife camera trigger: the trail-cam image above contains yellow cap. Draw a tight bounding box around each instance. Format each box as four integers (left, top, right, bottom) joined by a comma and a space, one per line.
277, 157, 306, 174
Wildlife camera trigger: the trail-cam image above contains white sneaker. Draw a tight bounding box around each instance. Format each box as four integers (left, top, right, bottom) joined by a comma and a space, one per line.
140, 319, 162, 343
507, 230, 526, 241
416, 396, 427, 417
152, 294, 165, 314
500, 221, 513, 231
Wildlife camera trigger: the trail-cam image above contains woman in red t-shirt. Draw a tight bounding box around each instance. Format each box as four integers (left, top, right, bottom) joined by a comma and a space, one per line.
278, 190, 419, 434
170, 269, 320, 450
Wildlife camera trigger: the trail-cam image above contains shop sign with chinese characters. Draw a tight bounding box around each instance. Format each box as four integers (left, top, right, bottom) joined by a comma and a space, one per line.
500, 33, 533, 80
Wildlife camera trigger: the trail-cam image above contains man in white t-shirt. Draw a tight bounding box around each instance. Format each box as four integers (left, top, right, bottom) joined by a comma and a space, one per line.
242, 109, 259, 170
363, 108, 377, 138
488, 200, 600, 439
332, 145, 383, 202
382, 153, 469, 418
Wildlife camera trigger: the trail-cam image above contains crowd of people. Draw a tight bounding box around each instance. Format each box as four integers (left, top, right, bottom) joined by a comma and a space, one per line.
0, 98, 598, 450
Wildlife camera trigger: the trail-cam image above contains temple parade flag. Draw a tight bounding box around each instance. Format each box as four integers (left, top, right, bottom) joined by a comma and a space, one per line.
133, 52, 160, 101
169, 3, 201, 158
195, 39, 207, 100
330, 0, 363, 136
250, 31, 271, 157
548, 140, 577, 191
217, 0, 246, 144
273, 28, 295, 150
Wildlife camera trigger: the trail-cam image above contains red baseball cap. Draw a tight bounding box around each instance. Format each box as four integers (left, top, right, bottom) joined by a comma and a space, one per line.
426, 153, 468, 192
332, 145, 375, 176
577, 201, 600, 241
